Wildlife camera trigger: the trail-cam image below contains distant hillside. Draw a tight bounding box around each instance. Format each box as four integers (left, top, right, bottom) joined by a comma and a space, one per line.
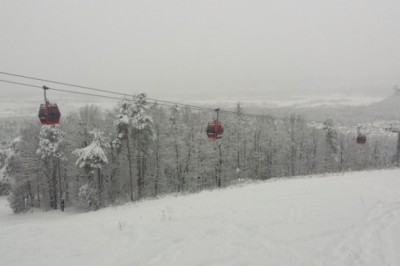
251, 93, 400, 124
0, 117, 31, 143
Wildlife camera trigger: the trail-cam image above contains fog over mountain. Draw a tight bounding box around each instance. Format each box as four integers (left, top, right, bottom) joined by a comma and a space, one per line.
1, 0, 399, 101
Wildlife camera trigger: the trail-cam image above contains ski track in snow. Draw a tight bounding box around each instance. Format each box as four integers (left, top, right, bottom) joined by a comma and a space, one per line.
1, 169, 400, 266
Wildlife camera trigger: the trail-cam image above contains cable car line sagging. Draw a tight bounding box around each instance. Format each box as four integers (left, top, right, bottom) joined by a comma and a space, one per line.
0, 72, 378, 142
0, 72, 271, 118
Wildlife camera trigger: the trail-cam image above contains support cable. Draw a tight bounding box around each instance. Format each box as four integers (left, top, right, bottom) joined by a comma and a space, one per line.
0, 76, 293, 121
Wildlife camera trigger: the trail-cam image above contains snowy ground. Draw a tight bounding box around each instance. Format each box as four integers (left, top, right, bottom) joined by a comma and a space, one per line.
1, 169, 400, 266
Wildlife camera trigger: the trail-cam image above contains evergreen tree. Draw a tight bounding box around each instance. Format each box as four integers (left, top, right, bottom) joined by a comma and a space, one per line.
114, 100, 135, 201
130, 93, 154, 199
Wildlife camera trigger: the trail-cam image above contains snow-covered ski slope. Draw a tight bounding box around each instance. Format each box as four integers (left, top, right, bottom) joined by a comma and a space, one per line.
2, 169, 400, 266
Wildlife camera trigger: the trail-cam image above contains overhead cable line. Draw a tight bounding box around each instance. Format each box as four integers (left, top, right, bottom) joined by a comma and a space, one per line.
0, 71, 130, 97
0, 79, 128, 102
0, 79, 218, 112
0, 75, 280, 120
0, 79, 42, 89
0, 71, 213, 112
0, 79, 191, 110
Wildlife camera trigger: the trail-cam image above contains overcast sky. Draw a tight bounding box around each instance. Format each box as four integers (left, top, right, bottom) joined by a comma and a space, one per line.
1, 0, 399, 101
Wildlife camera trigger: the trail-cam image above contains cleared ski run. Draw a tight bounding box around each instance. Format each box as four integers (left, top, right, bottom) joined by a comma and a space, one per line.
1, 169, 400, 266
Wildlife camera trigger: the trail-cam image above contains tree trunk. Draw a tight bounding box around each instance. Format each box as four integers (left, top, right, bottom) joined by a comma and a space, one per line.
397, 133, 400, 166
266, 139, 273, 179
97, 168, 102, 204
64, 167, 69, 205
243, 140, 247, 178
155, 138, 160, 197
183, 138, 192, 191
137, 151, 142, 199
27, 181, 34, 207
36, 174, 41, 207
237, 131, 241, 180
52, 159, 58, 210
290, 119, 296, 177
175, 143, 181, 192
217, 142, 222, 187
126, 133, 134, 201
58, 157, 62, 210
137, 148, 146, 199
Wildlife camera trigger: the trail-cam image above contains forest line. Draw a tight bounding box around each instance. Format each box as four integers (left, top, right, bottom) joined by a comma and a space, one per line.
0, 94, 398, 213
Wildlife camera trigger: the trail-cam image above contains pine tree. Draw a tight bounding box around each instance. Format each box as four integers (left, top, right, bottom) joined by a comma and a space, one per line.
131, 93, 154, 199
114, 100, 135, 201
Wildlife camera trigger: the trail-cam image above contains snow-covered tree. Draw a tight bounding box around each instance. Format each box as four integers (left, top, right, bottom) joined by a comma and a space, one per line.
165, 105, 185, 191
2, 100, 399, 213
181, 108, 203, 191
73, 130, 109, 170
115, 101, 131, 140
0, 141, 7, 168
73, 129, 109, 210
232, 103, 249, 179
114, 99, 135, 201
7, 123, 42, 212
5, 137, 23, 212
149, 103, 167, 196
37, 125, 65, 210
0, 142, 10, 195
131, 93, 154, 199
37, 125, 65, 159
323, 119, 340, 171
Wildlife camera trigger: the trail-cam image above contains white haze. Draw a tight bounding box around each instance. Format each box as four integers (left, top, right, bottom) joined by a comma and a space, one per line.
0, 0, 400, 101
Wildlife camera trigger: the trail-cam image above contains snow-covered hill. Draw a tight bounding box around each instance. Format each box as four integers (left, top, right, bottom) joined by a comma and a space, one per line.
1, 169, 400, 266
0, 92, 387, 118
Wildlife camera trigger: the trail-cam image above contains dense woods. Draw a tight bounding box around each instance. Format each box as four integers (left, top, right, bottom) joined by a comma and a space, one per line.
1, 94, 399, 213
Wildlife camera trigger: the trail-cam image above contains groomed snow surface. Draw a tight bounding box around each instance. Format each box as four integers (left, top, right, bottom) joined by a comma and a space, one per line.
2, 170, 400, 266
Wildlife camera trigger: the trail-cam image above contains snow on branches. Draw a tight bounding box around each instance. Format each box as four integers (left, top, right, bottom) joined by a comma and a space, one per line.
131, 93, 153, 132
114, 100, 130, 139
114, 93, 154, 141
3, 138, 18, 175
323, 119, 340, 163
37, 125, 65, 159
73, 129, 109, 169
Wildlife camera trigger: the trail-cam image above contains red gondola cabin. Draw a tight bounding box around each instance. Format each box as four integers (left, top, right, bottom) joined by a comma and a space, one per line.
206, 108, 224, 140
206, 122, 224, 140
356, 125, 366, 144
356, 134, 366, 144
38, 102, 61, 125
